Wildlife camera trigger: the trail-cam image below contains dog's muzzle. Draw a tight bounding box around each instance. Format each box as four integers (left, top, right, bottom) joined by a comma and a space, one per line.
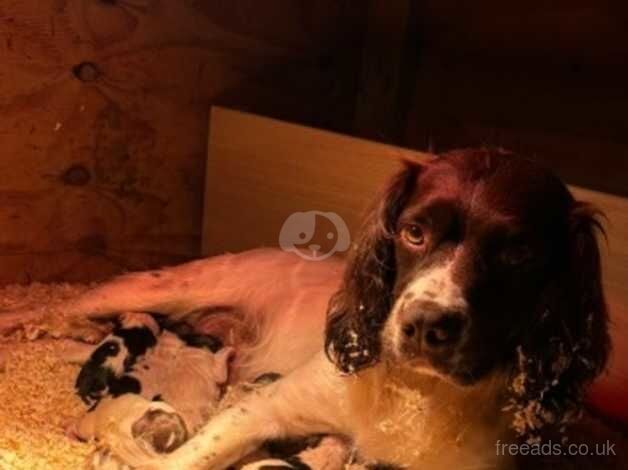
399, 308, 468, 361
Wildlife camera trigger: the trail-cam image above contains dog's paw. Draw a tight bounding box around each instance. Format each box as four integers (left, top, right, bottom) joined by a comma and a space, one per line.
241, 456, 311, 470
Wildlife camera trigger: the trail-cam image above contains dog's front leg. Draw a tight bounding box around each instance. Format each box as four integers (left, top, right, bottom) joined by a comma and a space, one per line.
148, 352, 350, 470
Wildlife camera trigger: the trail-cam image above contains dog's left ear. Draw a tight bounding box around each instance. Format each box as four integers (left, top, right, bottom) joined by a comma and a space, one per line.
510, 201, 611, 440
324, 161, 422, 373
565, 202, 611, 374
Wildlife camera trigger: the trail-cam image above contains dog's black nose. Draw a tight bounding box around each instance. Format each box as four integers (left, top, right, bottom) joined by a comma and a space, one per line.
423, 313, 466, 348
402, 312, 467, 353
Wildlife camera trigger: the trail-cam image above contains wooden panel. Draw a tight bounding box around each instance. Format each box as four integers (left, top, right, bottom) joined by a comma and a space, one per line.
203, 107, 430, 256
203, 108, 628, 400
0, 1, 365, 283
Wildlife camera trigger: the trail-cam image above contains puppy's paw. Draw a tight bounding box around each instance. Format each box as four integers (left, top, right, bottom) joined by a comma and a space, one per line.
131, 408, 188, 453
241, 457, 311, 470
65, 418, 81, 440
87, 449, 133, 470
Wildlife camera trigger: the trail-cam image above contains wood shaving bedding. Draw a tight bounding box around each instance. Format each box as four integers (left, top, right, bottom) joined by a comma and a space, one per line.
0, 340, 95, 469
0, 283, 98, 469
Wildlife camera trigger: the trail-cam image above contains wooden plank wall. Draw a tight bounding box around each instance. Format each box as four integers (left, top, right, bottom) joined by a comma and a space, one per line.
0, 0, 366, 283
405, 0, 628, 198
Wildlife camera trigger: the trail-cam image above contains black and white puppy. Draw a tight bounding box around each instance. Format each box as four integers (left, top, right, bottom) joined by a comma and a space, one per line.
74, 313, 344, 470
75, 313, 161, 406
75, 313, 225, 408
72, 312, 232, 463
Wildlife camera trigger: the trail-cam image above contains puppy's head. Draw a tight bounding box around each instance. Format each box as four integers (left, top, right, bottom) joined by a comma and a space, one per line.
75, 312, 158, 405
325, 148, 609, 436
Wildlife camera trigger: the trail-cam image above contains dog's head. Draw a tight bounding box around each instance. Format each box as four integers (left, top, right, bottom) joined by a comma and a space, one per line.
325, 148, 609, 438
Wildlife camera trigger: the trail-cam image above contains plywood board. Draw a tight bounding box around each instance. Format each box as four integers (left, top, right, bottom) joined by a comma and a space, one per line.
203, 107, 431, 257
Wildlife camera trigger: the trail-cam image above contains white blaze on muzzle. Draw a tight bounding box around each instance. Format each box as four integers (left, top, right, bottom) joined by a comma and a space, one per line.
386, 257, 468, 353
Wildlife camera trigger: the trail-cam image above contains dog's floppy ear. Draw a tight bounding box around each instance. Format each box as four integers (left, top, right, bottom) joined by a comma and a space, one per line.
565, 202, 610, 374
324, 161, 422, 373
508, 201, 610, 441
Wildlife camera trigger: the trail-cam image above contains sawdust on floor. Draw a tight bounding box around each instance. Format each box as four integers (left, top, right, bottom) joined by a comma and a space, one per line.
0, 283, 97, 469
0, 340, 95, 469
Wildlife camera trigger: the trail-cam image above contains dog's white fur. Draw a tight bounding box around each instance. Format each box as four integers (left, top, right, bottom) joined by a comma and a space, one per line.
1, 249, 511, 469
384, 257, 468, 362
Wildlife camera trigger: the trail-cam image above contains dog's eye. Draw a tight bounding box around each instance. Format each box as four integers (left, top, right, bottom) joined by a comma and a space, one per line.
401, 224, 426, 247
501, 243, 533, 266
105, 342, 120, 355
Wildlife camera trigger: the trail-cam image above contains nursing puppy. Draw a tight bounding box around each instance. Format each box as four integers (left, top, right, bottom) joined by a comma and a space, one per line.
75, 312, 231, 430
0, 149, 610, 469
70, 312, 233, 468
73, 313, 347, 470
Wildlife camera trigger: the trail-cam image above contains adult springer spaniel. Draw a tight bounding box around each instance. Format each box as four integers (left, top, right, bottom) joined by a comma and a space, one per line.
0, 149, 611, 469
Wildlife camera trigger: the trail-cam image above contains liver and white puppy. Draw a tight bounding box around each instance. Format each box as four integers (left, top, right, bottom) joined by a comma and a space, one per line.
0, 149, 610, 470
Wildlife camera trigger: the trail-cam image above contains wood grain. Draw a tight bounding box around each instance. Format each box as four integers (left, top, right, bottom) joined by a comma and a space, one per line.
0, 1, 366, 283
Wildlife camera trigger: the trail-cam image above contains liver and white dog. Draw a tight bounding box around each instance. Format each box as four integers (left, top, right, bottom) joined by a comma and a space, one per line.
0, 149, 611, 469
